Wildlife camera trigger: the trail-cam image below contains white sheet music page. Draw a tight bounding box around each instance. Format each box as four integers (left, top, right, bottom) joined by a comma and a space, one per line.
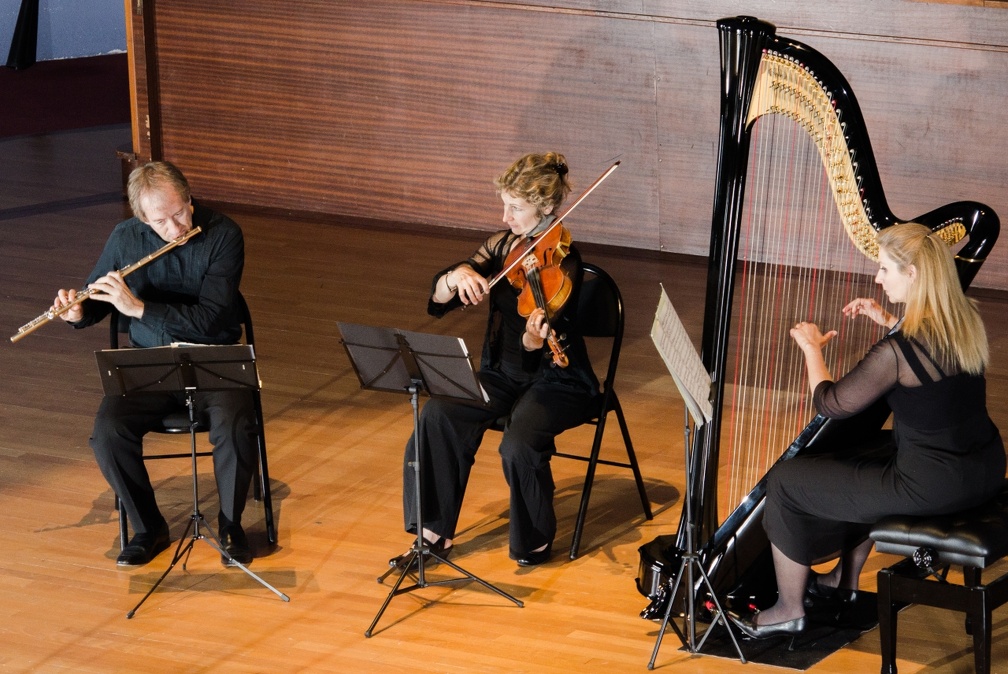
650, 284, 713, 426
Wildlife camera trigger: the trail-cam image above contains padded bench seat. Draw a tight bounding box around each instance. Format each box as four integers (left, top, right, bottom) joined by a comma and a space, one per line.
870, 483, 1008, 674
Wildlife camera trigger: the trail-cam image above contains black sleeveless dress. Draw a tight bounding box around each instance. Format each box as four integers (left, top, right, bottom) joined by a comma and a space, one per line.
763, 332, 1006, 565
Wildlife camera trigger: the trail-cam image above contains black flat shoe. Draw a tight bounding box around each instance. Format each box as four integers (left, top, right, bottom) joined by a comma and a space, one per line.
117, 525, 171, 566
389, 536, 452, 570
729, 611, 807, 640
515, 543, 551, 567
804, 571, 837, 608
805, 572, 858, 609
219, 523, 253, 567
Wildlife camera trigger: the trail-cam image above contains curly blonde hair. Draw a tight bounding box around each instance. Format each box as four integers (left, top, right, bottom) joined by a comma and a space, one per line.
494, 152, 572, 218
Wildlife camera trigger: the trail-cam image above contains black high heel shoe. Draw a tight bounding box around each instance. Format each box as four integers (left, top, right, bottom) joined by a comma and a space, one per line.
729, 611, 807, 640
388, 536, 453, 570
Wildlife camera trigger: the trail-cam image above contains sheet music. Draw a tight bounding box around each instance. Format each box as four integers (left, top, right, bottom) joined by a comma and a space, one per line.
650, 284, 713, 426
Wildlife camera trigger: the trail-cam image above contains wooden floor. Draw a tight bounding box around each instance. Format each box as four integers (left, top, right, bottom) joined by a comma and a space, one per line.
2, 126, 1007, 673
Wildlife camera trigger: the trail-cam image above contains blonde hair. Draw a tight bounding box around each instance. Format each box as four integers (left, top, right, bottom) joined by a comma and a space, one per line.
494, 152, 572, 218
877, 222, 988, 374
127, 161, 191, 223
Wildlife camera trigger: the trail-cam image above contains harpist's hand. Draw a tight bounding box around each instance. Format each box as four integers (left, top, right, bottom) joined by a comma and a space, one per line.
790, 321, 837, 355
842, 297, 896, 329
791, 321, 837, 392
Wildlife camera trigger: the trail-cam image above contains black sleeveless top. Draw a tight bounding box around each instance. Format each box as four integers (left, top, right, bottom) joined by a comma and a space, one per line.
814, 332, 1005, 512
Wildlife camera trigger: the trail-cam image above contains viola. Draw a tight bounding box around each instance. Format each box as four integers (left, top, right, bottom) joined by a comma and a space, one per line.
484, 160, 621, 368
503, 224, 573, 368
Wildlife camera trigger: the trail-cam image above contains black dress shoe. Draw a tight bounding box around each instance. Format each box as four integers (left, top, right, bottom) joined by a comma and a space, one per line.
729, 611, 807, 640
117, 526, 171, 566
389, 536, 452, 571
805, 572, 858, 610
515, 543, 551, 567
804, 572, 836, 608
219, 524, 253, 567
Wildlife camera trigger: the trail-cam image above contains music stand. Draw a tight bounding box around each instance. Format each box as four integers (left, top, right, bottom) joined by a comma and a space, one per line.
336, 322, 523, 638
646, 287, 745, 667
93, 344, 290, 618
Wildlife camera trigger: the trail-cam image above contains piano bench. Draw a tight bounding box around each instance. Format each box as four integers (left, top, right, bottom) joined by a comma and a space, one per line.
869, 483, 1008, 674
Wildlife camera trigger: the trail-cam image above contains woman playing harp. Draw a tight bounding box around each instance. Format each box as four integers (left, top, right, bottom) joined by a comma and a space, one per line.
638, 15, 1000, 622
729, 222, 1005, 639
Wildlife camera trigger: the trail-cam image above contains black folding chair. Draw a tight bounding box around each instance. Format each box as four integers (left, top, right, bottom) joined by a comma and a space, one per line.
107, 292, 277, 546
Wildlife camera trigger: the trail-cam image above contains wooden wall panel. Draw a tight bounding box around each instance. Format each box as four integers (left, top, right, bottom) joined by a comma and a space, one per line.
123, 0, 149, 160
149, 1, 659, 250
129, 0, 1008, 289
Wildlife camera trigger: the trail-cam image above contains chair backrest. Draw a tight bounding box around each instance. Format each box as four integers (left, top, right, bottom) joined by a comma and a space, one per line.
576, 262, 623, 392
109, 291, 254, 349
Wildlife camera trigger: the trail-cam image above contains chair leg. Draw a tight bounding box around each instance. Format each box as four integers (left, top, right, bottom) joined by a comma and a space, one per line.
115, 495, 129, 550
614, 397, 652, 520
252, 394, 277, 545
254, 436, 277, 546
568, 416, 607, 561
877, 567, 899, 674
568, 395, 653, 560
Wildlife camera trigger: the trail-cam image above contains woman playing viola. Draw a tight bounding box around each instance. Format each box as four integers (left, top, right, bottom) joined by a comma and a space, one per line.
393, 151, 599, 568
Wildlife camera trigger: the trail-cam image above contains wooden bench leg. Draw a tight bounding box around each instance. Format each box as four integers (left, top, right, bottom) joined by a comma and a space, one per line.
877, 567, 899, 674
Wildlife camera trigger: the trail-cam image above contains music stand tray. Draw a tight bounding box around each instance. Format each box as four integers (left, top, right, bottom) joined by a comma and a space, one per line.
95, 343, 260, 396
93, 344, 290, 617
337, 323, 489, 404
337, 322, 522, 637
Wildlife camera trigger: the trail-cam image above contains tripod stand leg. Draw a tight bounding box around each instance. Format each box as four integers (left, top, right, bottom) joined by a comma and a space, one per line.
648, 412, 746, 666
648, 556, 689, 669
200, 524, 290, 602
366, 550, 418, 638
691, 559, 746, 662
367, 546, 523, 638
127, 513, 289, 619
377, 544, 418, 583
434, 552, 523, 607
126, 535, 196, 619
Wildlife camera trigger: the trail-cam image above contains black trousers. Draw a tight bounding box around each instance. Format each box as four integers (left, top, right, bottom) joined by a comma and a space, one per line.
90, 389, 258, 536
403, 368, 594, 555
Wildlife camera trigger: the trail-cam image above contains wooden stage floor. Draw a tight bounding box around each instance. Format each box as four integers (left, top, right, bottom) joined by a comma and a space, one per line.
1, 125, 1006, 673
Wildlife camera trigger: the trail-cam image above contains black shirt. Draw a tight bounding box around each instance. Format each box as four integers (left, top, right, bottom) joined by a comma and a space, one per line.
74, 201, 244, 347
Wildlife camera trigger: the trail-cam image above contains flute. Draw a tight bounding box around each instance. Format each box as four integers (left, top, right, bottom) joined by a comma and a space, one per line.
10, 226, 202, 343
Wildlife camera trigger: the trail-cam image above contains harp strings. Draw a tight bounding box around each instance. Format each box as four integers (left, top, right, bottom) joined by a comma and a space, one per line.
722, 65, 889, 511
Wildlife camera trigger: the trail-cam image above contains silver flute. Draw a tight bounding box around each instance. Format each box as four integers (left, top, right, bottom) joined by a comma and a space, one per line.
10, 226, 202, 343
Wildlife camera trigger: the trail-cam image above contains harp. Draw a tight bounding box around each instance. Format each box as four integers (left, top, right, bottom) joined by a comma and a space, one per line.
637, 16, 999, 613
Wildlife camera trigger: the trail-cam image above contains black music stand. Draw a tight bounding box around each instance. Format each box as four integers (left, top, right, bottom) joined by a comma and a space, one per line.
93, 344, 290, 618
337, 322, 523, 638
647, 287, 745, 667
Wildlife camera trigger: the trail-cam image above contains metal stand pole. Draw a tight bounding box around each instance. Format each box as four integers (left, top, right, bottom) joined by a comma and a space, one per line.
127, 392, 289, 618
647, 410, 745, 667
365, 384, 522, 637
